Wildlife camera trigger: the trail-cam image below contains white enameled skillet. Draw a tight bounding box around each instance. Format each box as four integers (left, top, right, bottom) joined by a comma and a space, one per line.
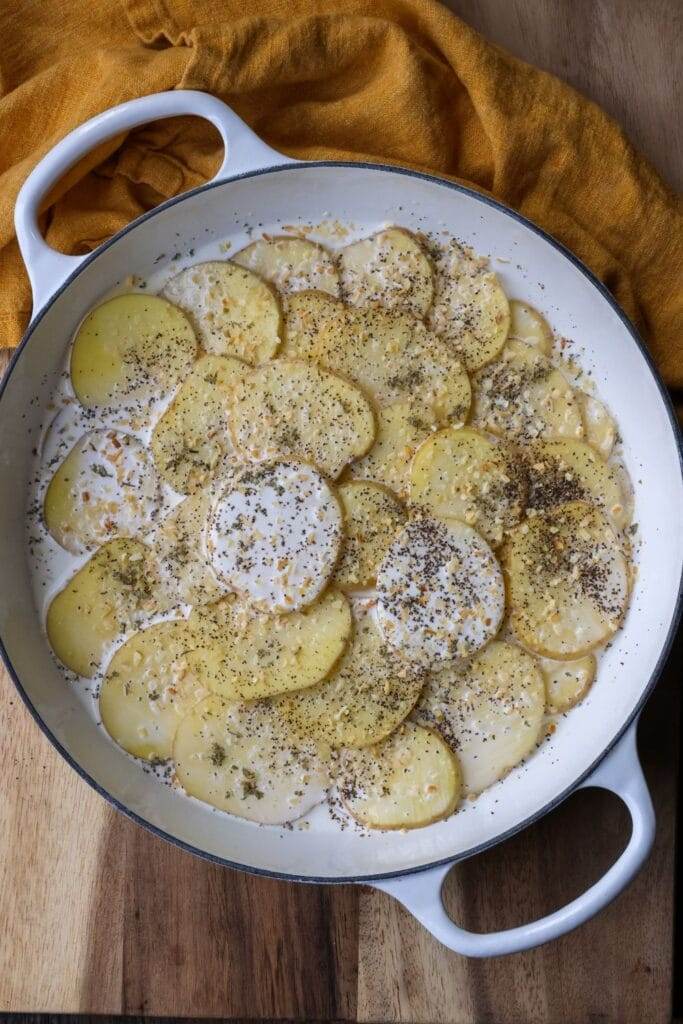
1, 91, 681, 957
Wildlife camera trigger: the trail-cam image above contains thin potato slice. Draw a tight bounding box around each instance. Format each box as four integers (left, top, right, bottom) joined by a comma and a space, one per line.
508, 300, 553, 355
173, 695, 331, 824
428, 240, 510, 371
229, 360, 375, 478
333, 481, 406, 590
283, 291, 471, 425
540, 654, 596, 713
376, 516, 505, 667
100, 621, 209, 761
473, 340, 584, 441
521, 438, 628, 530
71, 294, 197, 410
505, 501, 629, 659
150, 354, 246, 494
208, 461, 342, 612
409, 426, 526, 546
347, 400, 438, 498
189, 589, 351, 700
576, 391, 617, 458
278, 604, 424, 748
416, 641, 546, 795
46, 539, 165, 678
232, 236, 340, 296
154, 490, 226, 607
339, 722, 461, 829
44, 429, 161, 554
339, 227, 434, 317
162, 261, 281, 363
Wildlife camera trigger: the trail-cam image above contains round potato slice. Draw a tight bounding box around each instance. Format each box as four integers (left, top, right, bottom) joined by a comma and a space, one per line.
232, 236, 340, 296
521, 438, 628, 530
46, 538, 165, 678
346, 401, 436, 498
540, 654, 596, 713
339, 722, 461, 830
576, 391, 617, 459
473, 340, 584, 442
44, 429, 161, 554
150, 353, 246, 494
338, 227, 434, 317
409, 427, 526, 546
333, 481, 406, 590
428, 240, 510, 371
278, 604, 424, 749
229, 360, 375, 478
71, 294, 197, 410
376, 516, 505, 667
154, 490, 226, 607
283, 292, 471, 426
162, 260, 281, 364
189, 589, 351, 700
416, 641, 546, 796
505, 500, 629, 659
100, 620, 209, 761
173, 694, 331, 824
508, 300, 553, 355
208, 461, 342, 613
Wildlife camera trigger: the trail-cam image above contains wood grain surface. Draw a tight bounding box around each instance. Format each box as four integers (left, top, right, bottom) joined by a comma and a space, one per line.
0, 1, 681, 1020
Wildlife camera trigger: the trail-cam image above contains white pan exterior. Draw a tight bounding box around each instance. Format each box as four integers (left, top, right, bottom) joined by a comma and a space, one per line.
0, 95, 681, 953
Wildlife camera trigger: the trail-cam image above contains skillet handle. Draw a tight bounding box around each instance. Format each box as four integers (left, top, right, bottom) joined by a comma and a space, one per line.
15, 90, 292, 316
369, 720, 654, 957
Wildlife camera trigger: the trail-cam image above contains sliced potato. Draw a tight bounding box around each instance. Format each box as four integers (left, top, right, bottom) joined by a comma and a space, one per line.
428, 240, 510, 371
347, 400, 436, 498
508, 300, 553, 355
189, 589, 351, 700
576, 391, 617, 458
173, 694, 331, 824
376, 516, 505, 667
162, 261, 281, 364
100, 620, 209, 761
409, 426, 526, 546
208, 461, 342, 613
473, 340, 584, 441
232, 236, 340, 296
338, 227, 434, 317
416, 641, 546, 795
46, 539, 165, 678
154, 490, 226, 607
44, 429, 161, 554
333, 481, 406, 590
71, 294, 197, 410
282, 291, 471, 425
521, 438, 628, 530
505, 500, 629, 659
278, 604, 424, 748
229, 360, 375, 478
540, 654, 596, 713
339, 722, 461, 829
150, 354, 246, 494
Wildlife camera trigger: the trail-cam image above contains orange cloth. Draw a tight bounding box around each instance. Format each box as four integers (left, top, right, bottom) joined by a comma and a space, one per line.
0, 0, 681, 389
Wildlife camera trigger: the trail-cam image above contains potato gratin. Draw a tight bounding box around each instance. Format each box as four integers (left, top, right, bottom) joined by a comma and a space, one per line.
30, 226, 634, 831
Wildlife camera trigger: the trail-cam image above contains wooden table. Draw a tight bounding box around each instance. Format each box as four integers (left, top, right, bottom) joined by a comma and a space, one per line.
0, 2, 680, 1021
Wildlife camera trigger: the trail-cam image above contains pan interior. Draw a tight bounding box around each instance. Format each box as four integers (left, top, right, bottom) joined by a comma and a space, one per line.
1, 163, 681, 880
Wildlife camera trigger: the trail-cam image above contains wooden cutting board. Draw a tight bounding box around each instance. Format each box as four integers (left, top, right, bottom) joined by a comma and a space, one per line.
0, 338, 679, 1021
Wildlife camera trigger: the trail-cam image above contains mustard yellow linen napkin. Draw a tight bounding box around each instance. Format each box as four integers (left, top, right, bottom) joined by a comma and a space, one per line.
0, 0, 680, 391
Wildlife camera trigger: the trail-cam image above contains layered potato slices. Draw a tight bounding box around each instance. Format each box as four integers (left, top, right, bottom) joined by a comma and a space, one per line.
38, 223, 633, 831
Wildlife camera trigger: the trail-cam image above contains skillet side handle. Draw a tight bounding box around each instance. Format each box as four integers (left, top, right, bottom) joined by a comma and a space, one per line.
15, 90, 293, 317
368, 720, 654, 958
